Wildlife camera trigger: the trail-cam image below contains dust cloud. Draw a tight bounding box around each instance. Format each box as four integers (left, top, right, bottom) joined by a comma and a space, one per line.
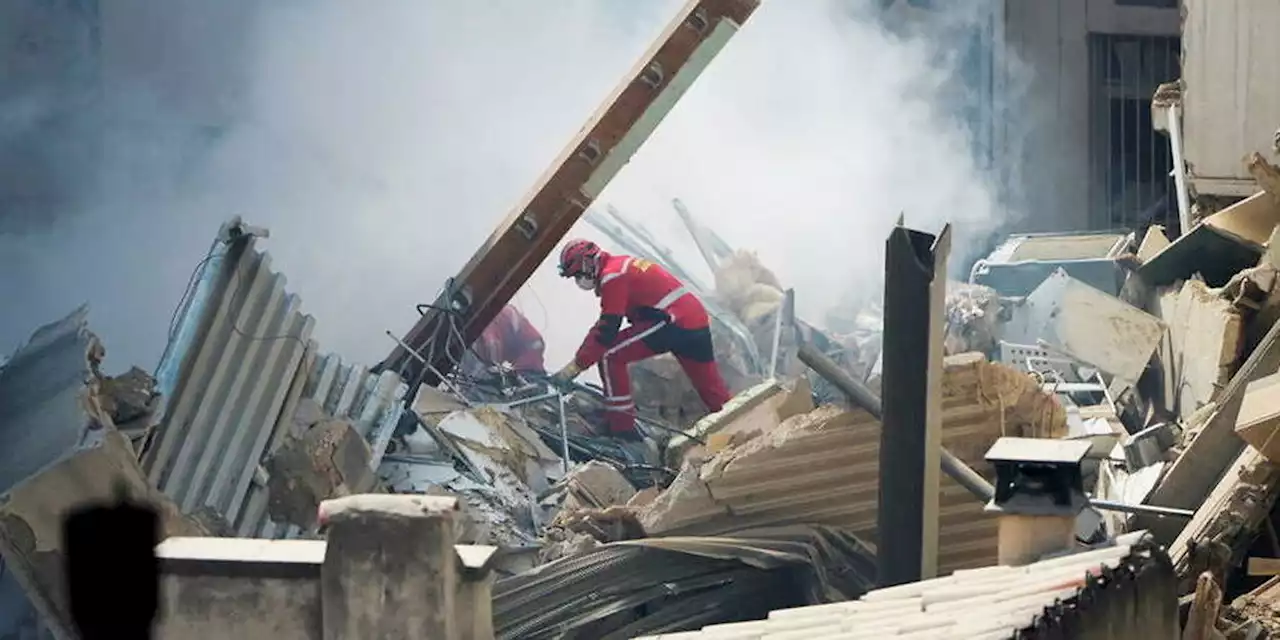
0, 0, 1030, 374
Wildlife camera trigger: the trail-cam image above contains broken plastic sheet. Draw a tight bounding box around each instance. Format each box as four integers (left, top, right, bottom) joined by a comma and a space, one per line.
492, 525, 876, 639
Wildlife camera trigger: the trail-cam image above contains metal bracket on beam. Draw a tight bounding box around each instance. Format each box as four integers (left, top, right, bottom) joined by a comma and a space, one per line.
639, 62, 664, 89
514, 213, 539, 241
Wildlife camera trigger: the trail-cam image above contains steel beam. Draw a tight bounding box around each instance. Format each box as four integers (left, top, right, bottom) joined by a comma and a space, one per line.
878, 222, 949, 586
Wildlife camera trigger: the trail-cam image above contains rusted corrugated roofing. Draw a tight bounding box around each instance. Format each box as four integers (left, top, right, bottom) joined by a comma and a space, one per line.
635, 532, 1178, 639
643, 353, 1066, 575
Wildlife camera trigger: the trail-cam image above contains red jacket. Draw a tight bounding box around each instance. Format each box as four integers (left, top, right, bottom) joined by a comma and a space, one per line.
468, 304, 546, 374
573, 254, 710, 369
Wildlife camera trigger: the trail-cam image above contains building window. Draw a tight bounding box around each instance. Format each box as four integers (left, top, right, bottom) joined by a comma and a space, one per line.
1087, 34, 1181, 231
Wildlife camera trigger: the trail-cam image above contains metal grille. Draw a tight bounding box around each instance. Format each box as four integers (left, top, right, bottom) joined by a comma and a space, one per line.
1088, 34, 1182, 231
956, 4, 1001, 173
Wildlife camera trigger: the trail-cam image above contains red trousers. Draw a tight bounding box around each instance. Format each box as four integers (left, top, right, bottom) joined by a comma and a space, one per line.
597, 321, 730, 435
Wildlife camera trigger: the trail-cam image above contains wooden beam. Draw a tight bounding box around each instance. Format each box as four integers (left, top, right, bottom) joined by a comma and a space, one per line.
378, 0, 761, 389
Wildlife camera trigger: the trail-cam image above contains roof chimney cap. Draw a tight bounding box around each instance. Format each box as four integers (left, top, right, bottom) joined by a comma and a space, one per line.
984, 437, 1091, 518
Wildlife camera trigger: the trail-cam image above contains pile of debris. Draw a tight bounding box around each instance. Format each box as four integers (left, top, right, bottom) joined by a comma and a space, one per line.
9, 168, 1280, 639
483, 153, 1280, 635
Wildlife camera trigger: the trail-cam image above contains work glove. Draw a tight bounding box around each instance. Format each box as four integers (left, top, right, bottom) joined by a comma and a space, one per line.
549, 362, 583, 388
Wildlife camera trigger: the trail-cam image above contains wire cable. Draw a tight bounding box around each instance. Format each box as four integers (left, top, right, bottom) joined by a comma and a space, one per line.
154, 246, 218, 372
520, 283, 551, 337
224, 260, 309, 348
154, 239, 309, 378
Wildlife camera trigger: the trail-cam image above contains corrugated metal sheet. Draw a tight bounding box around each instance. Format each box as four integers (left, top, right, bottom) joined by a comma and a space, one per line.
643, 354, 1067, 575
0, 306, 104, 496
0, 306, 203, 640
0, 306, 103, 640
636, 532, 1179, 639
1183, 0, 1280, 197
142, 218, 406, 538
493, 525, 877, 640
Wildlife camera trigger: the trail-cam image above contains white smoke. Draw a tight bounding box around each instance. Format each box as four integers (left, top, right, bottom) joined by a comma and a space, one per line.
0, 0, 1033, 374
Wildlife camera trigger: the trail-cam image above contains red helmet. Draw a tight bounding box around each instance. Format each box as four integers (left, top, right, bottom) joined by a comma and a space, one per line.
558, 238, 601, 278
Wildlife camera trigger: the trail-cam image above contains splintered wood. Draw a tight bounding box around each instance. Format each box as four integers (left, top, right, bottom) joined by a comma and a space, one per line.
1172, 445, 1280, 593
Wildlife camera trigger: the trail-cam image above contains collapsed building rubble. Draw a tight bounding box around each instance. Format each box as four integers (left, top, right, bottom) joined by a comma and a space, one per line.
11, 201, 1280, 637
9, 182, 1280, 638
5, 3, 1280, 638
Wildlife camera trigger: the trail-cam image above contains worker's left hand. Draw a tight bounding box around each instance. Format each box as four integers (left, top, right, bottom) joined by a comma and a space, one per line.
550, 362, 583, 387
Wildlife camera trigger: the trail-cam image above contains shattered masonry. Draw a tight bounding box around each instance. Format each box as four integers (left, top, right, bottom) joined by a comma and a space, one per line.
8, 1, 1280, 636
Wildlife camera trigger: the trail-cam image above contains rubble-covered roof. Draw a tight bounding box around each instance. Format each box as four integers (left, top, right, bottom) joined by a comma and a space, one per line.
492, 525, 876, 639
636, 532, 1177, 639
639, 354, 1066, 575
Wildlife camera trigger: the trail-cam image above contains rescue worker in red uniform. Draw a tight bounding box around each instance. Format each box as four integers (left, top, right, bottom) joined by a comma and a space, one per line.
549, 238, 731, 439
460, 304, 546, 378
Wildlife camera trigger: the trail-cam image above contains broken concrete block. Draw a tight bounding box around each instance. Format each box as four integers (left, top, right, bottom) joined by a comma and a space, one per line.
627, 487, 660, 509
1236, 372, 1280, 464
1170, 446, 1280, 592
714, 250, 784, 319
549, 504, 646, 547
665, 376, 813, 467
265, 419, 375, 529
560, 461, 636, 511
538, 529, 602, 564
637, 458, 729, 533
1156, 278, 1244, 422
97, 366, 160, 427
291, 397, 328, 432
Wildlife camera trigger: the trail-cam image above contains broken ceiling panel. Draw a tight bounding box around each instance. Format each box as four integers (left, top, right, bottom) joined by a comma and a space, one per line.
143, 218, 406, 538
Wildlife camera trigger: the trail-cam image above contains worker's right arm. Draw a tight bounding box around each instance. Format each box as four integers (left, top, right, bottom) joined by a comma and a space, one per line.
572, 277, 629, 369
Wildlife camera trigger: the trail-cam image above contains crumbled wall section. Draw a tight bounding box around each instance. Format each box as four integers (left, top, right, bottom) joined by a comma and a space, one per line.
641, 353, 1066, 575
